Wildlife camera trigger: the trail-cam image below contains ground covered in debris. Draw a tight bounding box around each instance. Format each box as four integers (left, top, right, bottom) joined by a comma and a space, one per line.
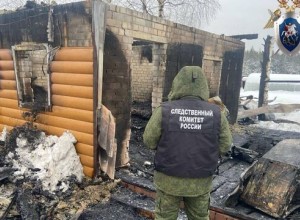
0, 123, 121, 220
1, 101, 300, 220
126, 101, 300, 220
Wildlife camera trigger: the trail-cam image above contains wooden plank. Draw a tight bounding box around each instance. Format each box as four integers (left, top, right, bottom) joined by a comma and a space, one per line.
219, 161, 250, 183
238, 104, 300, 119
0, 80, 16, 90
0, 110, 94, 135
36, 123, 93, 146
0, 90, 17, 100
50, 61, 93, 74
45, 106, 93, 123
263, 139, 300, 168
240, 158, 298, 218
53, 48, 93, 62
0, 49, 12, 60
0, 61, 14, 70
211, 182, 240, 208
0, 70, 15, 80
218, 159, 239, 175
212, 175, 227, 192
52, 95, 93, 111
111, 186, 155, 216
121, 182, 156, 199
82, 166, 94, 178
0, 124, 13, 131
0, 98, 18, 108
78, 154, 94, 168
116, 167, 276, 220
116, 169, 156, 192
51, 84, 93, 99
76, 143, 94, 157
0, 106, 93, 123
37, 114, 93, 134
51, 72, 93, 86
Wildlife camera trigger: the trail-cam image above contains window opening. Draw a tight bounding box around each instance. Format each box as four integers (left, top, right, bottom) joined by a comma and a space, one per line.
12, 43, 51, 111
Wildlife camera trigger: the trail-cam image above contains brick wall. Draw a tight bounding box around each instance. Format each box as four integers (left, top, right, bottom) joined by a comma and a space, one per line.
202, 56, 223, 97
102, 3, 245, 166
103, 29, 132, 166
16, 49, 48, 90
151, 44, 167, 108
0, 1, 245, 171
106, 3, 245, 113
131, 45, 153, 102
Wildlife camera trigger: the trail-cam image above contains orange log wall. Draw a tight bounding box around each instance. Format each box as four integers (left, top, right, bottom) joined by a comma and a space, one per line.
0, 48, 94, 177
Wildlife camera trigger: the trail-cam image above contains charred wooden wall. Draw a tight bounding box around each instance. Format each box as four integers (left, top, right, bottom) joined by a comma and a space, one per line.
0, 2, 92, 48
0, 48, 94, 177
220, 49, 245, 124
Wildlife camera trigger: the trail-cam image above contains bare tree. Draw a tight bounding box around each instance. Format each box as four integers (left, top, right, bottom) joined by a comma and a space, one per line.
111, 0, 220, 28
1, 0, 220, 28
0, 0, 80, 10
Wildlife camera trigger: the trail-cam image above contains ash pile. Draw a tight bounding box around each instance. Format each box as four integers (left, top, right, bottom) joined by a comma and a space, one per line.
0, 124, 115, 220
128, 101, 155, 179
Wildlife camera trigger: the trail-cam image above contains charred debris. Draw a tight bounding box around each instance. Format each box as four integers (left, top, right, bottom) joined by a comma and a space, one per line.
0, 108, 117, 220
124, 101, 300, 219
1, 100, 300, 220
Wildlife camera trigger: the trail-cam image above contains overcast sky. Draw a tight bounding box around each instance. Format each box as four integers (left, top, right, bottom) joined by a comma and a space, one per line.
0, 0, 283, 51
201, 0, 279, 51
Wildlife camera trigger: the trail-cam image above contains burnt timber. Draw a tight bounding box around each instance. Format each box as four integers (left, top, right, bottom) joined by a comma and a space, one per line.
112, 123, 300, 220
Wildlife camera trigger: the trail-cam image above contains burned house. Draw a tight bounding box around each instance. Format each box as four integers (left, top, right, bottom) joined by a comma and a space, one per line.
0, 1, 244, 179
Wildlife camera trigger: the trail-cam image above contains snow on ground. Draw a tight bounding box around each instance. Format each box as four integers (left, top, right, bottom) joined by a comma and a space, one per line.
0, 127, 7, 141
251, 120, 300, 133
240, 73, 300, 133
240, 91, 300, 132
240, 90, 300, 105
3, 129, 84, 193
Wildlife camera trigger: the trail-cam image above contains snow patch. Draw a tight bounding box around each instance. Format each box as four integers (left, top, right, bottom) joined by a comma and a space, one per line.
6, 131, 84, 193
275, 110, 300, 124
0, 127, 7, 141
250, 121, 300, 133
240, 74, 300, 132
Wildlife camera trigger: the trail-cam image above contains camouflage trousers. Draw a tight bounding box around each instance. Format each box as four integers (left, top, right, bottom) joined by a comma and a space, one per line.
155, 189, 210, 220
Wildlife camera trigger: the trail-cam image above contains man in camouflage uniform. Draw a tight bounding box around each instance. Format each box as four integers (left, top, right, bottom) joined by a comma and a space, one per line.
143, 66, 232, 220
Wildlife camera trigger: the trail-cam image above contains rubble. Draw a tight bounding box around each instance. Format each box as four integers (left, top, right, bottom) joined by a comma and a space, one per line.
0, 125, 118, 219
123, 101, 300, 219
1, 100, 300, 219
226, 139, 300, 218
4, 126, 84, 193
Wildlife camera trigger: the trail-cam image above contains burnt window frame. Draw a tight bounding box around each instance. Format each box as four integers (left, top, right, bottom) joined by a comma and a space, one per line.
11, 43, 52, 111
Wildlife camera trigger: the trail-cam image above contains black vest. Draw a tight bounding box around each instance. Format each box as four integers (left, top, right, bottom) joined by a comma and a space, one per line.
154, 97, 221, 178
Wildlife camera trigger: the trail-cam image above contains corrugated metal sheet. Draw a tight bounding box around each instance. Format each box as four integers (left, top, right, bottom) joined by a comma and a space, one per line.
0, 48, 94, 177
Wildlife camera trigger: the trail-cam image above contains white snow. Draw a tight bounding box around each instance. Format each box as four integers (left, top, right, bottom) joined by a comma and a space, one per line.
243, 73, 300, 92
241, 73, 300, 133
0, 127, 7, 141
250, 121, 300, 132
4, 130, 84, 193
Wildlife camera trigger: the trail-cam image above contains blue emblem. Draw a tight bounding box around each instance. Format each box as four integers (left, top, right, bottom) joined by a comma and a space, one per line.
279, 17, 300, 52
275, 11, 300, 56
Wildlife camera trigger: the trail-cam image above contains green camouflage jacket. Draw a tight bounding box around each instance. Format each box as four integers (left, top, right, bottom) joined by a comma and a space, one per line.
143, 66, 232, 197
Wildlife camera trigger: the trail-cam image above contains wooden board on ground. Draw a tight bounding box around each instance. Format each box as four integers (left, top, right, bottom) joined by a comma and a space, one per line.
239, 140, 300, 218
238, 104, 300, 119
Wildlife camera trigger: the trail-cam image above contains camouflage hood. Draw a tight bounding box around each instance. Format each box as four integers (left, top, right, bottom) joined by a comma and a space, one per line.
167, 66, 209, 101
